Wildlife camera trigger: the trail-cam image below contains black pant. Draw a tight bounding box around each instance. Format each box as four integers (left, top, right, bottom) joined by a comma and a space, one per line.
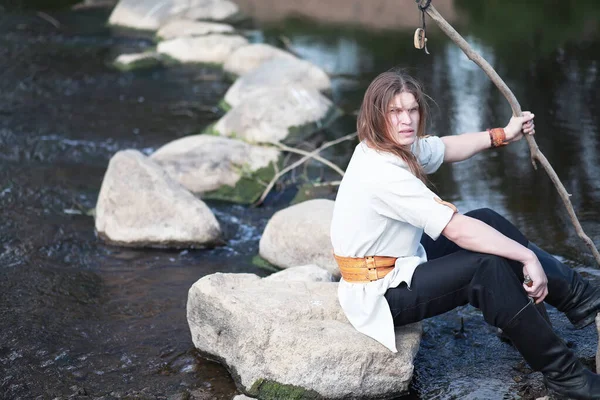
384, 208, 536, 329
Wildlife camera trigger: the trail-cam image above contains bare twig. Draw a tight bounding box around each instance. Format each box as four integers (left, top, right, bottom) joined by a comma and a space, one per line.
36, 12, 61, 29
279, 35, 302, 58
418, 1, 600, 265
272, 142, 346, 176
312, 180, 341, 187
254, 132, 357, 206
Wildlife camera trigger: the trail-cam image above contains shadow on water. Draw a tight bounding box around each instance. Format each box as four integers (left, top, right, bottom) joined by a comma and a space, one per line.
1, 1, 599, 399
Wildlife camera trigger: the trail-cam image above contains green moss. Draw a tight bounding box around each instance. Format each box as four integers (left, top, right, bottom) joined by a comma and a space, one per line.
202, 161, 278, 204
251, 255, 280, 272
200, 122, 220, 136
218, 98, 233, 112
248, 379, 322, 400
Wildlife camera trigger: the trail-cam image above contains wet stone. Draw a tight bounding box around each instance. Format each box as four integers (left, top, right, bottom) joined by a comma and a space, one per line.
187, 267, 421, 398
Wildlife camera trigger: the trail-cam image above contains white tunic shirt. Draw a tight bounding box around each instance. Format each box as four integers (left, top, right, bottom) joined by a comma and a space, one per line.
330, 137, 455, 352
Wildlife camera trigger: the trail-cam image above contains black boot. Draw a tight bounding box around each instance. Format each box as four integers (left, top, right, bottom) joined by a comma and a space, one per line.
529, 243, 600, 329
503, 300, 600, 399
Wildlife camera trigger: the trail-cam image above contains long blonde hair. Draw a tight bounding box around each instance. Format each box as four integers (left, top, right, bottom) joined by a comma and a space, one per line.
357, 69, 430, 182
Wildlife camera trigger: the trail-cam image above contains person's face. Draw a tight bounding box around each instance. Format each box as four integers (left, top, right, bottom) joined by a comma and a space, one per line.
387, 92, 420, 146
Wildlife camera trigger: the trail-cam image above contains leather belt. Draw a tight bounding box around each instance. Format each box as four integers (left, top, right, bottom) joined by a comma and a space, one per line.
334, 253, 397, 283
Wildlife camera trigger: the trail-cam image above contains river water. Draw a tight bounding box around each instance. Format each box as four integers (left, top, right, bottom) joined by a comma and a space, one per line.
1, 1, 599, 399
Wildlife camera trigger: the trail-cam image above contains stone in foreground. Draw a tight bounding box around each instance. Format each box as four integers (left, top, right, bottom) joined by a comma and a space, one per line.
223, 58, 332, 108
108, 0, 241, 31
150, 135, 280, 203
187, 269, 421, 399
156, 20, 234, 40
214, 86, 336, 144
259, 199, 339, 277
223, 43, 297, 77
158, 35, 248, 64
95, 150, 221, 248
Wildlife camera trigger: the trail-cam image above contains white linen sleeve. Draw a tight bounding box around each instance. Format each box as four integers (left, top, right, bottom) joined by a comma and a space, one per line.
413, 136, 445, 174
372, 169, 456, 240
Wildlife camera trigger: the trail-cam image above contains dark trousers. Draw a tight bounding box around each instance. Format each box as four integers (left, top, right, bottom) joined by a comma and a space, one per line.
384, 208, 546, 329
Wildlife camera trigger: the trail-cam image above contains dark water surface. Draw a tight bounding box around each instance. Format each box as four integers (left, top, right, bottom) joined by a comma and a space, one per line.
1, 1, 600, 399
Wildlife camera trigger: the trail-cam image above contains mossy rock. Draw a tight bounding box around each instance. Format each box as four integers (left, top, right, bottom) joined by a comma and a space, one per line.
218, 98, 233, 112
248, 379, 322, 400
201, 122, 220, 136
284, 105, 344, 146
202, 161, 278, 204
212, 103, 344, 145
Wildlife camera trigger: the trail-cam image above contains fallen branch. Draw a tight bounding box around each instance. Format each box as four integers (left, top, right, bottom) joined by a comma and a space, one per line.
417, 1, 600, 265
254, 132, 357, 206
37, 12, 61, 29
272, 142, 346, 177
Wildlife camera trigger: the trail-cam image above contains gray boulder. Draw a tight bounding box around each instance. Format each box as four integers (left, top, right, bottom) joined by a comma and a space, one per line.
108, 0, 241, 30
214, 86, 336, 144
158, 35, 248, 64
223, 43, 297, 77
95, 150, 221, 248
187, 270, 421, 399
150, 135, 280, 203
223, 58, 332, 108
156, 20, 234, 40
259, 199, 339, 277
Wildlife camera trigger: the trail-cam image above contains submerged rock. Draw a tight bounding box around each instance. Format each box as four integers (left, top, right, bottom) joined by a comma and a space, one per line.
151, 135, 280, 204
95, 150, 221, 248
113, 52, 162, 71
157, 35, 248, 65
223, 58, 332, 108
156, 20, 234, 40
223, 43, 297, 77
259, 199, 339, 277
187, 269, 421, 399
214, 86, 337, 144
108, 0, 241, 31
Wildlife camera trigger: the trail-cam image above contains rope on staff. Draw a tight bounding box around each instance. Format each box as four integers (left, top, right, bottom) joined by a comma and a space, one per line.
412, 0, 600, 266
414, 0, 431, 54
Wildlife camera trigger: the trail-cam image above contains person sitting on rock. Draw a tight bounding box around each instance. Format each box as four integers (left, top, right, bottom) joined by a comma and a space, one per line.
330, 68, 600, 400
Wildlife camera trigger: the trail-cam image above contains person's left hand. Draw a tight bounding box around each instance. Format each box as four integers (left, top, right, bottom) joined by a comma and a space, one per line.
504, 111, 535, 143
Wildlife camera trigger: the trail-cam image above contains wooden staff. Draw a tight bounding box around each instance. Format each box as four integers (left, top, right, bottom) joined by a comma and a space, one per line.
415, 0, 600, 266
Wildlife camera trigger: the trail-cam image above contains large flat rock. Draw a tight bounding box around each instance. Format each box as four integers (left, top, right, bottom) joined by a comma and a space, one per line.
259, 199, 339, 277
108, 0, 241, 30
223, 43, 297, 77
95, 149, 221, 248
158, 34, 249, 64
214, 86, 336, 144
187, 268, 422, 399
150, 135, 280, 203
156, 20, 234, 40
224, 58, 331, 108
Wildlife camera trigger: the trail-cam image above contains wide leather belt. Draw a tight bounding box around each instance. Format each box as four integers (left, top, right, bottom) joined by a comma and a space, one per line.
334, 254, 397, 283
